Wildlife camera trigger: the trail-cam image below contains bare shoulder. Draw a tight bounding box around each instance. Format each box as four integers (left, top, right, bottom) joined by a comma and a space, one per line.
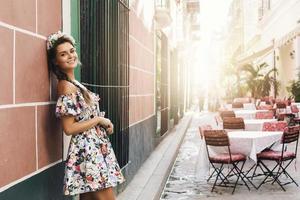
57, 80, 78, 96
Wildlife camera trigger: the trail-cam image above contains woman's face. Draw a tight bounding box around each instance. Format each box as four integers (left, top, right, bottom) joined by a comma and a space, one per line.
55, 42, 78, 71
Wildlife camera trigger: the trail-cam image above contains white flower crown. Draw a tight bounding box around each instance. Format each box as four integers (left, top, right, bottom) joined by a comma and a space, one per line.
46, 31, 75, 51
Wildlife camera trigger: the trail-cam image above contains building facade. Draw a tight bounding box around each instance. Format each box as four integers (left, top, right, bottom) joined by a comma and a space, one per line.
258, 0, 300, 97
227, 0, 300, 98
0, 0, 65, 199
0, 0, 188, 199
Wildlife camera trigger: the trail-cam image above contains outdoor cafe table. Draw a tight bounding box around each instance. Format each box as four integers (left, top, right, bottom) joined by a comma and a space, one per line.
234, 110, 269, 119
225, 103, 256, 110
291, 102, 300, 109
227, 131, 283, 162
244, 119, 277, 131
199, 131, 283, 165
197, 131, 283, 179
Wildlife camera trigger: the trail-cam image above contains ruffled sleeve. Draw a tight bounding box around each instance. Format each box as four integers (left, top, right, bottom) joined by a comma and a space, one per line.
55, 92, 85, 118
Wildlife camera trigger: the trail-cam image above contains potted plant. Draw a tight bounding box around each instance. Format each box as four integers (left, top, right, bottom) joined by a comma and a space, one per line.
241, 62, 278, 99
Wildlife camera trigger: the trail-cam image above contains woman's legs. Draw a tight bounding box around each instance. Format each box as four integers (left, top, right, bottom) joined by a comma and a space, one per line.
80, 192, 93, 200
93, 187, 115, 200
79, 187, 115, 200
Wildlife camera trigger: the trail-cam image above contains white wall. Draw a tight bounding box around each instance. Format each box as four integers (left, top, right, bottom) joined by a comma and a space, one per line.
259, 0, 300, 97
260, 1, 300, 44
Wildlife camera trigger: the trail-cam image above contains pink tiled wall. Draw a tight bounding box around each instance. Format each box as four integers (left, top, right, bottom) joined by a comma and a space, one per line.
129, 2, 155, 125
0, 0, 62, 189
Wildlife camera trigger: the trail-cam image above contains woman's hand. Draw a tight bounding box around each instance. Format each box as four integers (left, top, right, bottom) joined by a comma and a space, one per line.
97, 117, 111, 127
106, 123, 114, 135
97, 117, 114, 134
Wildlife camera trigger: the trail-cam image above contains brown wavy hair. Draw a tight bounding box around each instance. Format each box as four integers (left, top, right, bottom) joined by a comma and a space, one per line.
47, 36, 92, 104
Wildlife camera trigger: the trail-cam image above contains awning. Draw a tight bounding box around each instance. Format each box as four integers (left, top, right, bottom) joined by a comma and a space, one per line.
275, 25, 300, 48
235, 44, 274, 66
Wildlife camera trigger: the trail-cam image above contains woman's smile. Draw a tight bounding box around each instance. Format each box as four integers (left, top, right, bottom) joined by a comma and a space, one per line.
55, 42, 78, 70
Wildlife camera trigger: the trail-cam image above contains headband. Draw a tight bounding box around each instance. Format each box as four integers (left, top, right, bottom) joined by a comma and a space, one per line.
46, 31, 75, 51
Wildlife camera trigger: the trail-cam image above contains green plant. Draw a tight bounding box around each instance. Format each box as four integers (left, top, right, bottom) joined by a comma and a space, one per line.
221, 64, 248, 99
241, 62, 278, 98
287, 80, 300, 102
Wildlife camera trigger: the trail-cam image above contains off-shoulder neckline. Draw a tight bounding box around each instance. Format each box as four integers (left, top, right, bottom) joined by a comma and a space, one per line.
57, 89, 82, 98
57, 89, 99, 100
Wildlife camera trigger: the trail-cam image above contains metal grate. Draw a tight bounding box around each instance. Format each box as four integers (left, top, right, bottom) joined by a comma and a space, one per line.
79, 0, 129, 167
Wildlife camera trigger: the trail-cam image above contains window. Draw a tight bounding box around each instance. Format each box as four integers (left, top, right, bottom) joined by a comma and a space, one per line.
156, 31, 169, 136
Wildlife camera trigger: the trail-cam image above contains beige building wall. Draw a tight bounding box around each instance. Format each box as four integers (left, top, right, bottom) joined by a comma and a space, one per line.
277, 43, 297, 97
258, 1, 300, 97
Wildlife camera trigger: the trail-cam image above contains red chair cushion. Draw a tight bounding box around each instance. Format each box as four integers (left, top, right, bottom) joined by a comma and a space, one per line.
210, 153, 246, 163
293, 118, 300, 122
257, 150, 295, 161
255, 111, 274, 119
291, 105, 299, 113
262, 121, 287, 131
257, 105, 273, 110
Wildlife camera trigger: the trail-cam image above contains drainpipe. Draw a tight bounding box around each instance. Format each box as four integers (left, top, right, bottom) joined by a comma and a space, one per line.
273, 39, 277, 98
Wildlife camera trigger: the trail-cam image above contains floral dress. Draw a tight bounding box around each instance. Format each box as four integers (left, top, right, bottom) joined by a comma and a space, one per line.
55, 81, 125, 195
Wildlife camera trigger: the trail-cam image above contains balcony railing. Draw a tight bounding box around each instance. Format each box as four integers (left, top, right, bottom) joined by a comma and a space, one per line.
155, 0, 172, 28
155, 0, 170, 8
186, 0, 200, 13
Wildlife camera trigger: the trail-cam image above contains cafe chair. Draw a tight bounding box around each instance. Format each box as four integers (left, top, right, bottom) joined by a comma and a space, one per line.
203, 130, 252, 194
232, 102, 243, 109
223, 117, 245, 130
220, 111, 235, 120
256, 126, 300, 191
198, 124, 212, 139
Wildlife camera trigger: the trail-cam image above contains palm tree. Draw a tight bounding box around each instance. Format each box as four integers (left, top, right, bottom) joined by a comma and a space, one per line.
221, 64, 247, 99
241, 62, 278, 99
287, 80, 300, 101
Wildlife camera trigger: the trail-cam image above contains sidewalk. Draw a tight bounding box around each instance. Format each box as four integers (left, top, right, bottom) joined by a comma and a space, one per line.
117, 112, 193, 200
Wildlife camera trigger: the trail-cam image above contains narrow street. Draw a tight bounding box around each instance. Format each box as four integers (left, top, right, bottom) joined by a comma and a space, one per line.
2, 1, 300, 199
160, 112, 300, 200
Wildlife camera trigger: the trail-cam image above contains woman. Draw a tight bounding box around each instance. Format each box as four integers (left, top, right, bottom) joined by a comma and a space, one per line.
47, 31, 125, 200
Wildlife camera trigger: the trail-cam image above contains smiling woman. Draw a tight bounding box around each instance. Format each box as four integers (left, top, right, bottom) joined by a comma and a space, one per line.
46, 31, 125, 200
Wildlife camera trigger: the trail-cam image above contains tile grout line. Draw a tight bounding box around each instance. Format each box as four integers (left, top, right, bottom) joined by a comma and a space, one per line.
0, 160, 62, 193
13, 30, 15, 104
35, 0, 38, 33
35, 105, 38, 170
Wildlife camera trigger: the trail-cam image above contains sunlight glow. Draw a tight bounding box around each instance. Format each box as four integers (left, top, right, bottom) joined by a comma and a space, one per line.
190, 0, 232, 96
130, 0, 155, 30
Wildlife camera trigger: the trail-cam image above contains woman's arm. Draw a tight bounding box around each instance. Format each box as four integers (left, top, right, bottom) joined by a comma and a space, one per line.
61, 115, 111, 136
57, 80, 112, 136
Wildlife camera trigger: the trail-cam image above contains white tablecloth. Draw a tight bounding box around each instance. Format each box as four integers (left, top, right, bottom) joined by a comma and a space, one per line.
196, 131, 283, 177
243, 103, 256, 110
260, 101, 266, 106
291, 102, 300, 108
244, 119, 277, 131
227, 131, 282, 162
234, 110, 269, 119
